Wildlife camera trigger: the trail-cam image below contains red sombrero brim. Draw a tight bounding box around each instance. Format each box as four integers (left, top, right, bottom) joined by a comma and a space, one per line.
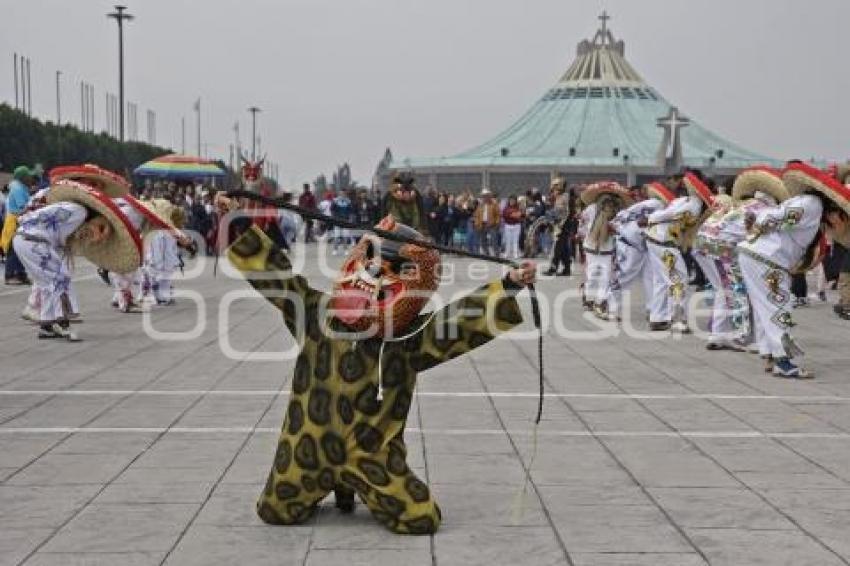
732, 166, 789, 203
49, 164, 130, 198
46, 180, 142, 273
683, 173, 715, 207
782, 162, 850, 217
580, 182, 633, 206
645, 182, 675, 204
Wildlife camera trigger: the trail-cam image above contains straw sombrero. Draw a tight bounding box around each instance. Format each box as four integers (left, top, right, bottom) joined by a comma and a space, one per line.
682, 172, 715, 208
49, 164, 131, 198
46, 180, 142, 273
580, 181, 633, 206
732, 166, 789, 203
782, 162, 850, 217
645, 182, 676, 205
125, 195, 176, 234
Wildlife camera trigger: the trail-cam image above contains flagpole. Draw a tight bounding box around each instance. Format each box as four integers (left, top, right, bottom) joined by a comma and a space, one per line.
194, 98, 201, 157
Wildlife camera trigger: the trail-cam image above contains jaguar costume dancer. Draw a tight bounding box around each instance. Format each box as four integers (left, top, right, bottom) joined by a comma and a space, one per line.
216, 195, 535, 534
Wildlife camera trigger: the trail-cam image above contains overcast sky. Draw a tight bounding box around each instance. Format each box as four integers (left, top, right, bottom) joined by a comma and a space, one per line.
2, 0, 848, 186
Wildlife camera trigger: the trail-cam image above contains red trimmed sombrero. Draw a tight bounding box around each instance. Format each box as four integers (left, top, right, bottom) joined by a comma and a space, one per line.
49, 164, 131, 198
645, 182, 675, 204
46, 180, 142, 273
121, 195, 178, 236
782, 162, 850, 217
732, 166, 790, 203
580, 181, 633, 206
683, 172, 715, 208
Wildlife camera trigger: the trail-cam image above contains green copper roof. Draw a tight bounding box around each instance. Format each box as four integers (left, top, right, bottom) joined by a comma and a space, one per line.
395, 14, 779, 172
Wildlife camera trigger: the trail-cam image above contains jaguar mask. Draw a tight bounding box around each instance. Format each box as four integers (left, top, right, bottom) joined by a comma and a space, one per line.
329, 215, 440, 338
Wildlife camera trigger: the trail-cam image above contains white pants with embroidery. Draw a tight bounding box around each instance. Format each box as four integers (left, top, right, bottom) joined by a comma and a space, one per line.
585, 251, 613, 306
13, 238, 74, 322
739, 254, 795, 359
145, 231, 180, 302
112, 269, 140, 309
607, 239, 653, 318
693, 252, 736, 343
646, 242, 689, 324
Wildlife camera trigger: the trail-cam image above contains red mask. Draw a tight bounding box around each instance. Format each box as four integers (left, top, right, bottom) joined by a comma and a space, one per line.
329, 215, 440, 338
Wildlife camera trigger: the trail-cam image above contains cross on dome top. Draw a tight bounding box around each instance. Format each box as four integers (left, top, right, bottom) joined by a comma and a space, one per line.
599, 10, 610, 35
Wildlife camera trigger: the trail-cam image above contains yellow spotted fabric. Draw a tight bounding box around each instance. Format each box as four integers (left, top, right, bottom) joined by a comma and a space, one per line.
228, 226, 523, 534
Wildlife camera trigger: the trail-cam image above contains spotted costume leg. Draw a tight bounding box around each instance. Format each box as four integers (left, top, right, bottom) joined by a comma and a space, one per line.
256, 432, 333, 525
340, 436, 441, 534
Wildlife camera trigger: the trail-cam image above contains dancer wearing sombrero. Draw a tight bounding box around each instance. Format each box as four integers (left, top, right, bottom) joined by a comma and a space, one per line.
738, 162, 850, 377
600, 182, 674, 322
645, 171, 715, 332
26, 164, 135, 321
142, 197, 185, 306
13, 180, 141, 341
693, 167, 790, 351
110, 195, 190, 312
578, 182, 632, 315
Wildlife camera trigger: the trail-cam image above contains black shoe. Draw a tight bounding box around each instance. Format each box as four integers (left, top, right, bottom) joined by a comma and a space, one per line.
97, 268, 111, 286
334, 487, 356, 514
649, 321, 671, 331
543, 267, 557, 276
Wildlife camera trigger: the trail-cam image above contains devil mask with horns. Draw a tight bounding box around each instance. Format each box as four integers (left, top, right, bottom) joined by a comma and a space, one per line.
329, 215, 440, 338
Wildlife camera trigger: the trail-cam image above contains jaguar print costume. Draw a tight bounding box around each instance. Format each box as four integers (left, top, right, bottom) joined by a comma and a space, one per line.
227, 225, 524, 534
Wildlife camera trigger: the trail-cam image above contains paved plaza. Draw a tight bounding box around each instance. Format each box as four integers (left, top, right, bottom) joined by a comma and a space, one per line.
2, 246, 850, 566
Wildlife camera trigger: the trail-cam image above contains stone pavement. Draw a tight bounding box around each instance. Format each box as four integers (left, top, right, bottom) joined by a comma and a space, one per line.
1, 244, 850, 566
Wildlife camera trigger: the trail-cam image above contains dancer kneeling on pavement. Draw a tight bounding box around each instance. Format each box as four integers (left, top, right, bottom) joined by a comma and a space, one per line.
645, 171, 715, 332
215, 193, 536, 534
738, 162, 850, 378
13, 180, 141, 341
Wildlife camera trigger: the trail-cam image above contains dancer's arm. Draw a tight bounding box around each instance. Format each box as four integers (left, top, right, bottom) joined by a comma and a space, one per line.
402, 262, 535, 372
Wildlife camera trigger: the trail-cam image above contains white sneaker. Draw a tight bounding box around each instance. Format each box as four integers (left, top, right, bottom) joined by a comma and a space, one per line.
671, 322, 691, 334
21, 305, 39, 322
55, 324, 81, 342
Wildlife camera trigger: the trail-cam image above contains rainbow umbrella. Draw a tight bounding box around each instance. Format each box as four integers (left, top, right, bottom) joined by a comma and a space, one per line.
134, 154, 225, 179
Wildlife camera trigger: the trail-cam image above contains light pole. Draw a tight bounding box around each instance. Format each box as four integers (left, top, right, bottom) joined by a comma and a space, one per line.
55, 71, 61, 124
248, 106, 261, 160
107, 5, 134, 142
13, 54, 19, 110
26, 57, 32, 116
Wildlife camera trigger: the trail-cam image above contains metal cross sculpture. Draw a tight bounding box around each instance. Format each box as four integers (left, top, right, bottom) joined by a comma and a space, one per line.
656, 106, 690, 170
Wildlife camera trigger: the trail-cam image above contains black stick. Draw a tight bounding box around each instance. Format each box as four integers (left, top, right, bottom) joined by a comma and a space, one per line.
225, 189, 545, 424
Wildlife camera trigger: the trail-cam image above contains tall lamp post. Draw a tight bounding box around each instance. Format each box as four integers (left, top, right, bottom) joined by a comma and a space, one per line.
248, 106, 261, 160
107, 5, 133, 142
55, 71, 62, 124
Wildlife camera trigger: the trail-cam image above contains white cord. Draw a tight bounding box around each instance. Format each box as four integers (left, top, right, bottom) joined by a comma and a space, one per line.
376, 311, 438, 401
